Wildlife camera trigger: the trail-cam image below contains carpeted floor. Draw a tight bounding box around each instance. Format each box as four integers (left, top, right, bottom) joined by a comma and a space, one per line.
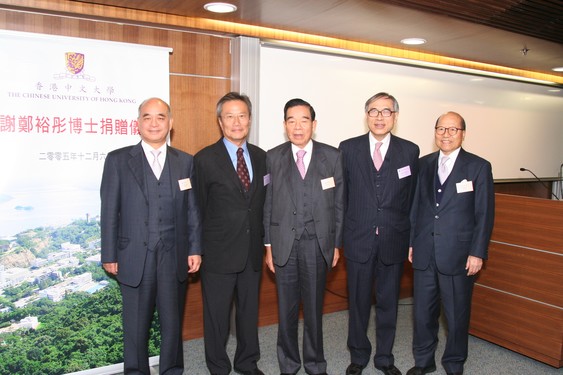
182, 299, 562, 374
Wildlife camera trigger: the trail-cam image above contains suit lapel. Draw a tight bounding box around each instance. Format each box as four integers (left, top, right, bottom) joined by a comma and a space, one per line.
166, 146, 180, 199
280, 142, 298, 208
439, 148, 468, 208
213, 139, 244, 190
128, 142, 148, 202
354, 134, 378, 203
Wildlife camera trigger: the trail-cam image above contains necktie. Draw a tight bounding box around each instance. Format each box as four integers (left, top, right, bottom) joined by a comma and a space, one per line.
151, 149, 162, 179
296, 149, 306, 179
236, 147, 251, 191
438, 156, 450, 184
373, 142, 383, 170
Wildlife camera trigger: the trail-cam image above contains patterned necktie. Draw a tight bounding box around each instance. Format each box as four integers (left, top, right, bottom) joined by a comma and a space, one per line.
296, 149, 307, 179
236, 147, 251, 191
151, 149, 162, 179
373, 142, 383, 170
438, 156, 450, 184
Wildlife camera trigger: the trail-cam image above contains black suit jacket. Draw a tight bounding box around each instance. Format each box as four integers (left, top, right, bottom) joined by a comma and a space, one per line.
410, 148, 495, 275
100, 142, 202, 287
339, 133, 419, 264
263, 140, 344, 267
194, 138, 267, 273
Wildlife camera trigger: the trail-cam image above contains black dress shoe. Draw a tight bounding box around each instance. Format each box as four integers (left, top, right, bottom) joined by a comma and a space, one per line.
280, 373, 296, 375
405, 365, 436, 375
375, 364, 402, 375
234, 368, 265, 375
446, 372, 463, 375
346, 363, 365, 375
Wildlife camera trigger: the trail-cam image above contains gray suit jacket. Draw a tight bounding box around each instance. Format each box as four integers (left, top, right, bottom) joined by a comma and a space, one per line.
263, 140, 344, 267
100, 142, 202, 287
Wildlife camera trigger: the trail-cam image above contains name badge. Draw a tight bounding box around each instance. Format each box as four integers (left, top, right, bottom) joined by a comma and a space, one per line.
321, 177, 335, 190
263, 173, 271, 186
178, 178, 192, 191
456, 179, 473, 193
397, 165, 412, 179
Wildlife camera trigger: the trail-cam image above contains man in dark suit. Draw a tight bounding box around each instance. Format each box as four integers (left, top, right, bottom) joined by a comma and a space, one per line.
339, 92, 419, 375
263, 98, 344, 375
194, 92, 267, 375
406, 111, 495, 375
100, 97, 202, 375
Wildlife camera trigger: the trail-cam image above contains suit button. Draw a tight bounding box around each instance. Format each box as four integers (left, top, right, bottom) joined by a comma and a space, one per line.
435, 215, 439, 219
291, 228, 295, 232
246, 229, 250, 233
293, 211, 297, 215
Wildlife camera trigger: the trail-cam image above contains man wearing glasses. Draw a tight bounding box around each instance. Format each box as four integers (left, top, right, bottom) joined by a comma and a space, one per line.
406, 111, 495, 375
339, 92, 419, 375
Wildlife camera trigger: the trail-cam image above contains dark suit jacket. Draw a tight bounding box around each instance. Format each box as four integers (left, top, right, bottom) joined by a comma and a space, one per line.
339, 133, 419, 264
263, 140, 344, 267
410, 148, 495, 275
100, 142, 202, 287
194, 138, 267, 273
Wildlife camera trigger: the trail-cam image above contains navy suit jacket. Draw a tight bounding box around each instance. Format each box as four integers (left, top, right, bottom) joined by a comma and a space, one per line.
339, 133, 419, 264
100, 142, 202, 287
194, 138, 267, 273
410, 148, 495, 275
263, 140, 344, 268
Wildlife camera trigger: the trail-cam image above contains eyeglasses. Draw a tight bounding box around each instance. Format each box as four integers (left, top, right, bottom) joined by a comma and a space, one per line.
367, 108, 396, 118
435, 126, 463, 135
222, 113, 249, 122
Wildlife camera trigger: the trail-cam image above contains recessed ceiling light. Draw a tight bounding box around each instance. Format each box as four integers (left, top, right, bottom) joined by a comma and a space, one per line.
204, 2, 237, 13
400, 38, 427, 45
552, 67, 563, 72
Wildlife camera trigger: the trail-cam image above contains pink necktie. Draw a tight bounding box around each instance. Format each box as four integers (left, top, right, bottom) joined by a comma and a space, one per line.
296, 150, 306, 179
373, 142, 383, 170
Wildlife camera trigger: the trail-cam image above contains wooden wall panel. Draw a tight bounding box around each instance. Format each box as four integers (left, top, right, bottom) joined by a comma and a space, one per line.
470, 194, 563, 368
478, 242, 563, 307
491, 193, 563, 251
471, 286, 563, 367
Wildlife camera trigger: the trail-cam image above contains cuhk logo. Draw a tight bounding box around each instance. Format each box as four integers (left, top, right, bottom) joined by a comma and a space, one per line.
65, 52, 85, 74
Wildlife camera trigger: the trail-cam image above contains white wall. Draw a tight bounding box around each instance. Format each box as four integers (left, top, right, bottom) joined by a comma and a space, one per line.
257, 44, 563, 180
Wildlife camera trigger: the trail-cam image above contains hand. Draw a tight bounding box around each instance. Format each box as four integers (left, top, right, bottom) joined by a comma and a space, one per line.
465, 255, 483, 276
332, 248, 340, 268
103, 262, 118, 275
408, 247, 413, 263
187, 255, 202, 273
264, 245, 275, 273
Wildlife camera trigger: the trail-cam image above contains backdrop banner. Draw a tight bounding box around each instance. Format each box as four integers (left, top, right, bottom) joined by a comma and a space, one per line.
0, 30, 170, 373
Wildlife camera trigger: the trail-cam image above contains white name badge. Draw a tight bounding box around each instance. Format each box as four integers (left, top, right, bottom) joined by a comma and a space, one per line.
456, 179, 474, 193
321, 177, 335, 190
178, 178, 192, 191
263, 173, 271, 186
397, 165, 412, 179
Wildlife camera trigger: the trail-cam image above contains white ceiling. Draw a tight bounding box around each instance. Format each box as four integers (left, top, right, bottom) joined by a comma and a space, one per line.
76, 0, 563, 81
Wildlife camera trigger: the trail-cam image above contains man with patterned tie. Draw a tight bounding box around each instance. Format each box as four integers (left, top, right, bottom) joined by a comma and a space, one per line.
194, 92, 267, 375
339, 92, 420, 375
263, 98, 344, 375
100, 97, 202, 374
406, 112, 495, 375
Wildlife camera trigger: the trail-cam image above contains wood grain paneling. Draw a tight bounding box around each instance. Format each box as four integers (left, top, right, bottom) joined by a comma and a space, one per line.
470, 194, 563, 368
477, 242, 563, 307
471, 286, 563, 367
491, 194, 563, 251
